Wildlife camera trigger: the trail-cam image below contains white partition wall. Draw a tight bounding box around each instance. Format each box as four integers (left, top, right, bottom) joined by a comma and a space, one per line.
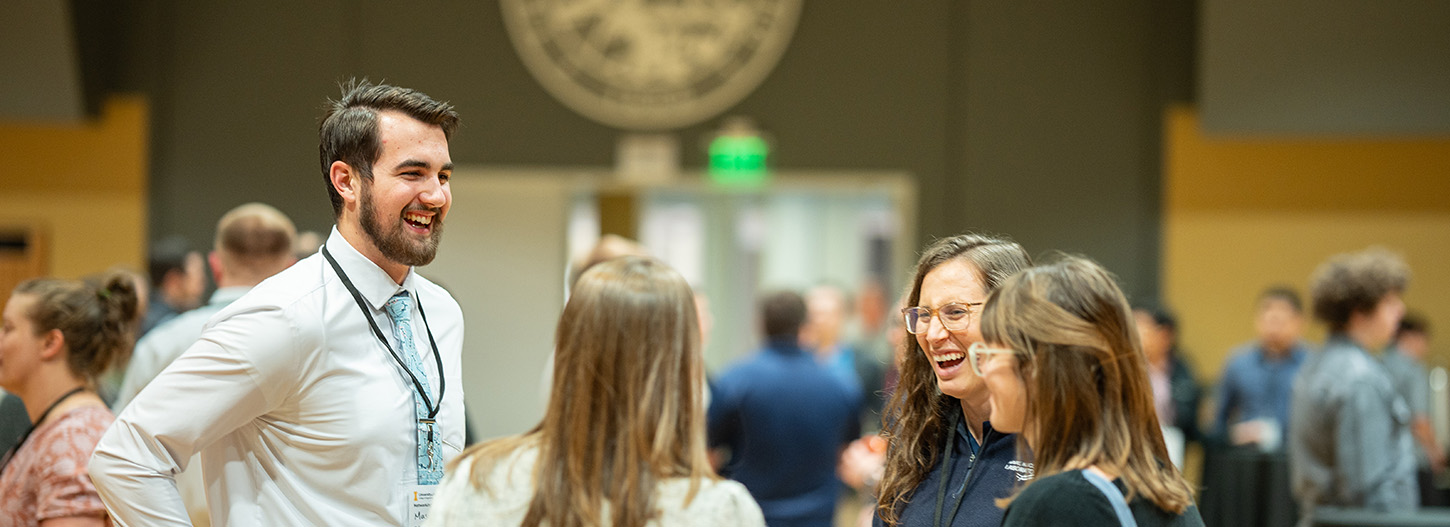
420, 171, 575, 442
423, 169, 915, 441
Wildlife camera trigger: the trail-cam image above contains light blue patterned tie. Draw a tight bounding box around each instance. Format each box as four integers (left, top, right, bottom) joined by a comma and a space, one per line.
384, 291, 442, 485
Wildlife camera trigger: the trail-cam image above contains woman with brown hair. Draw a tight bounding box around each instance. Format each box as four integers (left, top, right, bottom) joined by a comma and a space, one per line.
976, 257, 1203, 526
0, 271, 139, 526
873, 234, 1034, 527
426, 256, 764, 527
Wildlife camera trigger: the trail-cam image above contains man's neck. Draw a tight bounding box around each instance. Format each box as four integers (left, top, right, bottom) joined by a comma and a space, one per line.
1343, 325, 1385, 354
1260, 341, 1291, 359
337, 220, 408, 284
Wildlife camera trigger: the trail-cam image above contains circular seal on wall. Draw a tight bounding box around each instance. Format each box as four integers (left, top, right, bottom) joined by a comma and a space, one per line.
501, 0, 804, 131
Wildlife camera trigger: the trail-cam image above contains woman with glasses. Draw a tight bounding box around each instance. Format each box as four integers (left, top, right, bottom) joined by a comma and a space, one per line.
976, 257, 1203, 526
874, 234, 1033, 527
0, 271, 139, 526
426, 256, 765, 527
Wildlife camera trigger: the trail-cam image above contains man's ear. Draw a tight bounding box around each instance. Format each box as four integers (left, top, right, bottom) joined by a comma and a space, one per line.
330, 160, 361, 208
208, 251, 225, 285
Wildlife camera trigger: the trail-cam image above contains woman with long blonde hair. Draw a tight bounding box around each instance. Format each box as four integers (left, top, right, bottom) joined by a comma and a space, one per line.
426, 256, 764, 527
976, 257, 1202, 526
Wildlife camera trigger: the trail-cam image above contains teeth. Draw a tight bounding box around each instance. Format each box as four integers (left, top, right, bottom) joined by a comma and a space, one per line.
934, 352, 964, 362
404, 213, 431, 225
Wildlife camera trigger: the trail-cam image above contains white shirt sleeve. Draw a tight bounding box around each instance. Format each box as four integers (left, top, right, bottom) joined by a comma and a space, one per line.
90, 305, 307, 526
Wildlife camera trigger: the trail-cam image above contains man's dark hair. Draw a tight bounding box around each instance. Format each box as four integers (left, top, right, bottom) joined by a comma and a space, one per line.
318, 79, 460, 217
1258, 286, 1303, 313
147, 235, 192, 287
1134, 303, 1178, 334
1399, 312, 1429, 339
1309, 248, 1410, 333
761, 290, 806, 341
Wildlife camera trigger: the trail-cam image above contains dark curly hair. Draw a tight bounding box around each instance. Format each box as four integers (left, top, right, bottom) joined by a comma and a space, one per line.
1309, 247, 1409, 333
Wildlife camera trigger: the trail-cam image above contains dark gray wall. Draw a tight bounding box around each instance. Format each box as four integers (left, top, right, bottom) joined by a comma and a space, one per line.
953, 1, 1194, 302
1201, 0, 1450, 136
107, 1, 1181, 299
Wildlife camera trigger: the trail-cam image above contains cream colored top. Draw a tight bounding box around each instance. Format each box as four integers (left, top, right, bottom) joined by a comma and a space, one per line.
425, 445, 765, 527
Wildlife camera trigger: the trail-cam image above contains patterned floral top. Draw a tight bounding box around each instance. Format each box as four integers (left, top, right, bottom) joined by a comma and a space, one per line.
0, 404, 113, 527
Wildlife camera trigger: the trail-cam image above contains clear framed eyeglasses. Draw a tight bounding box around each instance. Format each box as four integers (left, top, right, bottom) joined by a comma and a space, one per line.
901, 302, 982, 335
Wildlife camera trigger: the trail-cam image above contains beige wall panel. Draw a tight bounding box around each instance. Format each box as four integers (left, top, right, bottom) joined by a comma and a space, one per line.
1165, 211, 1450, 380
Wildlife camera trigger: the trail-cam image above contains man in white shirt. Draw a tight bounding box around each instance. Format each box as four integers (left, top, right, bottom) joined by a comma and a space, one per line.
110, 202, 296, 526
115, 202, 298, 412
91, 81, 467, 527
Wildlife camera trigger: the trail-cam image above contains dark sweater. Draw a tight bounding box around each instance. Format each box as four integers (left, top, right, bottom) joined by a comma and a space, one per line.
1001, 470, 1205, 527
875, 419, 1031, 527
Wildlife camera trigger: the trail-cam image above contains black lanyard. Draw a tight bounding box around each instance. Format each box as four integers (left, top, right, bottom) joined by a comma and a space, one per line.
0, 386, 86, 475
321, 245, 445, 421
934, 410, 970, 527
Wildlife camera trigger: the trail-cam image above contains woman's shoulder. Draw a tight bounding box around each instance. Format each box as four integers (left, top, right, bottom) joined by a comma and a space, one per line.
656, 477, 765, 527
1002, 471, 1114, 526
36, 404, 112, 447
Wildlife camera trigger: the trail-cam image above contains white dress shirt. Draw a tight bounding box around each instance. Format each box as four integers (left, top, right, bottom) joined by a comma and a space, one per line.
111, 285, 250, 525
91, 228, 466, 526
114, 286, 251, 412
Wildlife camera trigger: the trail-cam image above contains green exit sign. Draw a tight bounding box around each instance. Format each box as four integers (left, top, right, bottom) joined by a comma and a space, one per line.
708, 135, 769, 185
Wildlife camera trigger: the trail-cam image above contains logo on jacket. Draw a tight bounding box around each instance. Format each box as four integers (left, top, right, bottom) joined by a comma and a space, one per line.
1006, 460, 1035, 481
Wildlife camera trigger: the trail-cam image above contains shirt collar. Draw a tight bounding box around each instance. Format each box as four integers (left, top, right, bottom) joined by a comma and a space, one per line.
207, 286, 251, 307
324, 227, 416, 310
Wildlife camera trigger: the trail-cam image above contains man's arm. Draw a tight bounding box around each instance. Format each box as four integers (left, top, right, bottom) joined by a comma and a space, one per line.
1213, 360, 1238, 439
1334, 386, 1400, 509
90, 307, 303, 526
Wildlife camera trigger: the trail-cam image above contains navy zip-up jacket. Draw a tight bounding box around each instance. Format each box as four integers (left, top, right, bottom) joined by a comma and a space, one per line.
876, 419, 1033, 527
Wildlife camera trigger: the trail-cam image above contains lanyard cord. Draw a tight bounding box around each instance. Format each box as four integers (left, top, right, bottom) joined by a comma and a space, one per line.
322, 246, 445, 419
0, 386, 87, 475
933, 410, 970, 527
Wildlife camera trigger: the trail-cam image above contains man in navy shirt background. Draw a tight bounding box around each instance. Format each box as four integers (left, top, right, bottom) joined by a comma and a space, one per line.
710, 290, 863, 527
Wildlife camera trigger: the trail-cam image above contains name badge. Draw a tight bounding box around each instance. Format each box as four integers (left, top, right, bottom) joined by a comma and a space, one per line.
407, 484, 438, 527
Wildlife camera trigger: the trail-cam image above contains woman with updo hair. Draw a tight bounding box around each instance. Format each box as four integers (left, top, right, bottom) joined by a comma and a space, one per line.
976, 257, 1203, 526
0, 271, 139, 527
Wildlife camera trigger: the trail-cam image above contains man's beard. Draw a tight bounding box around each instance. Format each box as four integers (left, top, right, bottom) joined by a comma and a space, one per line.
358, 179, 444, 267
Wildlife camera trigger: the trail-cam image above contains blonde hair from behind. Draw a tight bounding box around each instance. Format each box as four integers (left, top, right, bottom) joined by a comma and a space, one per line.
980, 256, 1195, 513
452, 255, 713, 527
214, 202, 298, 284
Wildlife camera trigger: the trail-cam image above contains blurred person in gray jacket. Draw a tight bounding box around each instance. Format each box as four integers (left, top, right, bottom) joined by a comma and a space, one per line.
1290, 247, 1416, 516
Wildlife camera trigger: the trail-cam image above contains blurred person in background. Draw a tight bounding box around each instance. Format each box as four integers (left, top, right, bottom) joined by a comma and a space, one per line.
803, 283, 864, 393
139, 236, 206, 337
1133, 305, 1203, 467
1383, 313, 1446, 506
1213, 287, 1310, 451
851, 279, 891, 430
978, 257, 1203, 526
1291, 248, 1416, 514
0, 271, 139, 526
110, 202, 297, 526
427, 256, 764, 527
873, 233, 1033, 527
711, 290, 861, 527
116, 203, 297, 410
